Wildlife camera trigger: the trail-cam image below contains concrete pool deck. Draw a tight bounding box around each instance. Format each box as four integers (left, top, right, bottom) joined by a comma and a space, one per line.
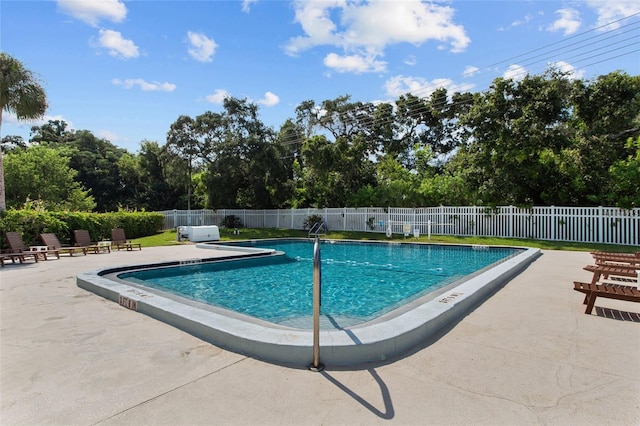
1, 245, 639, 425
79, 242, 540, 367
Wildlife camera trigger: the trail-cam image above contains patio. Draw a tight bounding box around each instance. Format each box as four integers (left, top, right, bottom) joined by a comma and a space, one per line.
1, 245, 638, 425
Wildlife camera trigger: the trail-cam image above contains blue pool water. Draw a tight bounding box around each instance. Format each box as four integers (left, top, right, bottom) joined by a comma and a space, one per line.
118, 240, 520, 327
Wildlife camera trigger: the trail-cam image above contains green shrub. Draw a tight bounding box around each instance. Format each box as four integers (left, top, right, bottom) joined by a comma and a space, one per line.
220, 215, 243, 228
303, 214, 324, 230
0, 209, 164, 249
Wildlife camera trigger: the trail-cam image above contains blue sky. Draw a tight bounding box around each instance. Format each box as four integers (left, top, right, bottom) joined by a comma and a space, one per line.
2, 0, 639, 153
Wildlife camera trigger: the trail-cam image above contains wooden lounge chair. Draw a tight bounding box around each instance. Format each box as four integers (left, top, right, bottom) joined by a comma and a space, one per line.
0, 253, 28, 267
5, 231, 57, 261
40, 233, 88, 256
583, 263, 639, 285
591, 251, 640, 257
74, 230, 110, 254
111, 228, 142, 251
591, 251, 640, 266
573, 281, 640, 314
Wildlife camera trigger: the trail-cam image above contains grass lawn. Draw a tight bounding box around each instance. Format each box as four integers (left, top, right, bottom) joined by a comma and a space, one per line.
134, 228, 638, 253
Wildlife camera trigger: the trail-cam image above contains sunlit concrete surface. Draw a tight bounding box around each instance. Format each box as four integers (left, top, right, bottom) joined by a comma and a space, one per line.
1, 245, 639, 425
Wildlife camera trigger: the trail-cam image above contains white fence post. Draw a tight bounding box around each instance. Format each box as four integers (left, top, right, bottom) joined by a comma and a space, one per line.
598, 206, 604, 244
508, 205, 513, 238
343, 207, 347, 231
159, 206, 638, 245
551, 206, 555, 241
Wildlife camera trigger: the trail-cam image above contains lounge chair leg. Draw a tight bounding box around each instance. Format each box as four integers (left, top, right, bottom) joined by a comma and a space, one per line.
585, 292, 597, 314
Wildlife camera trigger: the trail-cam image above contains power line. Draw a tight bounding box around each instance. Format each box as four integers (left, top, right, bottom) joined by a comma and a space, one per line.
406, 18, 639, 101
273, 12, 640, 148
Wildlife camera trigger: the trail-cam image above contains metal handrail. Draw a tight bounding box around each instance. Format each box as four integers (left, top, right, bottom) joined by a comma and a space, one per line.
309, 235, 324, 371
307, 221, 327, 238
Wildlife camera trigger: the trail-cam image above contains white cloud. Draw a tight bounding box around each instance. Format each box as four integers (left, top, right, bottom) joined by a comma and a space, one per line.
3, 111, 69, 128
187, 31, 217, 63
57, 0, 127, 27
586, 0, 640, 30
463, 65, 479, 77
285, 0, 469, 73
549, 61, 586, 80
242, 0, 258, 13
503, 64, 528, 81
97, 130, 119, 142
257, 92, 280, 107
112, 78, 176, 92
511, 14, 533, 28
547, 8, 581, 35
95, 29, 139, 59
206, 89, 229, 104
3, 111, 24, 126
384, 75, 472, 98
404, 55, 417, 66
323, 52, 386, 74
285, 1, 343, 56
340, 0, 469, 52
498, 11, 544, 32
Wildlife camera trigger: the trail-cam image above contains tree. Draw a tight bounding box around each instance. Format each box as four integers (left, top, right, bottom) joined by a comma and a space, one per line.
295, 95, 378, 156
4, 145, 95, 210
294, 96, 380, 207
26, 122, 139, 211
296, 134, 376, 207
392, 90, 471, 165
604, 137, 640, 209
136, 140, 177, 210
166, 115, 201, 212
568, 71, 640, 205
66, 130, 128, 211
458, 69, 575, 205
1, 134, 27, 151
116, 152, 143, 209
30, 119, 74, 144
202, 97, 291, 209
0, 53, 48, 210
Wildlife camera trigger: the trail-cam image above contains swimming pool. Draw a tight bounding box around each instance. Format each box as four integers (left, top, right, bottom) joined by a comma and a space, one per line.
117, 240, 520, 329
77, 239, 540, 367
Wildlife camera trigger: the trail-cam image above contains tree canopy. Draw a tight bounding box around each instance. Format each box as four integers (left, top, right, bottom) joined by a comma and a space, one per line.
2, 69, 639, 212
0, 52, 48, 210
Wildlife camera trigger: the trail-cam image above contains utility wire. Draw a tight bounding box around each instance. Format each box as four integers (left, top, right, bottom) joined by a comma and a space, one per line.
270, 13, 640, 148
274, 19, 639, 148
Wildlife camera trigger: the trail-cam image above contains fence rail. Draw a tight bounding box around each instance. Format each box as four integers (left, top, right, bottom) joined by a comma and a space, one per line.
157, 206, 640, 246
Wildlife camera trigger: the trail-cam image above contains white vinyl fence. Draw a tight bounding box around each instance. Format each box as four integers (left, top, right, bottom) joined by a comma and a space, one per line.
157, 206, 640, 246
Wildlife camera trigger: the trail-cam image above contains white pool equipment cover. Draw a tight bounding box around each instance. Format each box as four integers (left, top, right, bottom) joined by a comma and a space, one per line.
178, 225, 220, 242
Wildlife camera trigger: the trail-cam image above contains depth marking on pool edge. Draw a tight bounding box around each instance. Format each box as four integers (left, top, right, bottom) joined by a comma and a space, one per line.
119, 295, 138, 311
438, 292, 463, 304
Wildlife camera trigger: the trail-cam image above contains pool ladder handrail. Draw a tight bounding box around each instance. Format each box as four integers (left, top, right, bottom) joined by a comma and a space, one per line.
308, 221, 327, 238
309, 235, 324, 372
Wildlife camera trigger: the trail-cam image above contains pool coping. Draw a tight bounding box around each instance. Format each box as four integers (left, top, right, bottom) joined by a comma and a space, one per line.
76, 241, 541, 368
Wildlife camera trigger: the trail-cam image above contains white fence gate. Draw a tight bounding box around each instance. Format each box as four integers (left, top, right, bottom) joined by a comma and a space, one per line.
157, 206, 640, 246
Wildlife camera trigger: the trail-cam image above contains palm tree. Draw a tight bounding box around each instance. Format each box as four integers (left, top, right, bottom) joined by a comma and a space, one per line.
0, 53, 48, 210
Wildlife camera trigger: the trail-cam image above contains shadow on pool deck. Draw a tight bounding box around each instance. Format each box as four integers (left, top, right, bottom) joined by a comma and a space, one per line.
1, 245, 639, 425
593, 306, 640, 322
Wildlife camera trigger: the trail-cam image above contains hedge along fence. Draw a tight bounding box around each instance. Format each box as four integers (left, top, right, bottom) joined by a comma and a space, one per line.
0, 210, 165, 249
